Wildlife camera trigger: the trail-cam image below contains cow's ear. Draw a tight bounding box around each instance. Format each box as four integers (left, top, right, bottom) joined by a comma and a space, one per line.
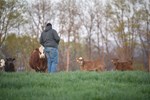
12, 58, 15, 61
76, 58, 78, 61
35, 48, 39, 51
6, 58, 9, 61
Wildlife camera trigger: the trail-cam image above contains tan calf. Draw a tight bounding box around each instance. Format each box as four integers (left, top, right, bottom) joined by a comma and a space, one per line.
111, 58, 133, 71
76, 57, 105, 71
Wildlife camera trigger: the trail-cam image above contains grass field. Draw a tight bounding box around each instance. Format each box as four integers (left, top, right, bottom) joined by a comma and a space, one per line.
0, 71, 150, 100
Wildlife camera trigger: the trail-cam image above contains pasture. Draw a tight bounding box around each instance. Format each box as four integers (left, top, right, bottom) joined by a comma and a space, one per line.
0, 71, 150, 100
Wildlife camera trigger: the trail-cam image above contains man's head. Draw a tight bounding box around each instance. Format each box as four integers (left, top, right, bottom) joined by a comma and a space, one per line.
46, 23, 52, 26
44, 23, 52, 31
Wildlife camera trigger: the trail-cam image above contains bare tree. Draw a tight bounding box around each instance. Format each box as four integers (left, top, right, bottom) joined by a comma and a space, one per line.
79, 0, 96, 60
0, 0, 26, 45
135, 0, 150, 70
107, 0, 137, 61
94, 1, 112, 69
27, 0, 55, 39
57, 0, 80, 71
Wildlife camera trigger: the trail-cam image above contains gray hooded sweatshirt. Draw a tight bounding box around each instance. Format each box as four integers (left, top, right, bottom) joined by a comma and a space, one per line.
40, 25, 60, 48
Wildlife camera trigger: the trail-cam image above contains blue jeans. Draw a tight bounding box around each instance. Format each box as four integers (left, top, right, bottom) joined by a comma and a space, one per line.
44, 47, 58, 73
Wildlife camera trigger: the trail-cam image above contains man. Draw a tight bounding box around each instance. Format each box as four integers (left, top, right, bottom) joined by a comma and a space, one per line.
40, 23, 60, 73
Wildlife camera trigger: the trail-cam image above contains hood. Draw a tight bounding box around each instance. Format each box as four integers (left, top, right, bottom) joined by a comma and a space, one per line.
44, 25, 52, 32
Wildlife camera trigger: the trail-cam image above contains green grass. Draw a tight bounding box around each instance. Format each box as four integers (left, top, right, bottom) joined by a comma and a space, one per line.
0, 71, 150, 100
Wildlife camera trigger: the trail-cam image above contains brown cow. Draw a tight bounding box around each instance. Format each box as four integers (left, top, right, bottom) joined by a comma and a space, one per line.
76, 57, 105, 71
29, 46, 47, 72
111, 58, 133, 71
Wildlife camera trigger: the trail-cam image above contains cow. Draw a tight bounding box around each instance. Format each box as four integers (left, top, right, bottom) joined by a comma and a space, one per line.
29, 45, 47, 72
76, 57, 105, 71
0, 59, 5, 71
111, 58, 133, 71
0, 58, 16, 72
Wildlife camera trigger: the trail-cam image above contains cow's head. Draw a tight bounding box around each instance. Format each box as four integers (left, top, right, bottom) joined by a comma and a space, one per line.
76, 57, 84, 66
127, 59, 133, 65
39, 45, 45, 59
111, 58, 119, 65
6, 58, 15, 64
0, 59, 5, 68
4, 57, 16, 72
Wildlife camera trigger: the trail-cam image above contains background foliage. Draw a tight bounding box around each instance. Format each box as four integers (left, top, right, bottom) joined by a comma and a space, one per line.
0, 0, 149, 71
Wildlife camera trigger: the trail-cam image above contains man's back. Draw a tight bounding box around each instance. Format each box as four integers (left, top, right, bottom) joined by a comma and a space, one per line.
40, 24, 60, 48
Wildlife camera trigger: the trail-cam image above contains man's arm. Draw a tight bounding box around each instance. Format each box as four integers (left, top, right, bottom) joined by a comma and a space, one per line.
53, 30, 60, 44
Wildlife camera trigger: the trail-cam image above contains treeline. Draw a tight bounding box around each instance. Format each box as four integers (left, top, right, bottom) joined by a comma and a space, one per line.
0, 0, 149, 71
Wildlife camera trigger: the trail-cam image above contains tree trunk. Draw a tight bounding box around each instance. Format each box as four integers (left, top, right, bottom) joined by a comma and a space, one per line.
148, 53, 150, 72
66, 47, 70, 72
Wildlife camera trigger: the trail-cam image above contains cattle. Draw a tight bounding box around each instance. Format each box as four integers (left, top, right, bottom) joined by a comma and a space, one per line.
0, 58, 16, 72
76, 57, 105, 71
29, 45, 47, 72
0, 59, 5, 71
111, 58, 133, 71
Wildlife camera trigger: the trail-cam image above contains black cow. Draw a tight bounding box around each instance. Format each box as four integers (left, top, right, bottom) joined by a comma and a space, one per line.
4, 58, 15, 72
